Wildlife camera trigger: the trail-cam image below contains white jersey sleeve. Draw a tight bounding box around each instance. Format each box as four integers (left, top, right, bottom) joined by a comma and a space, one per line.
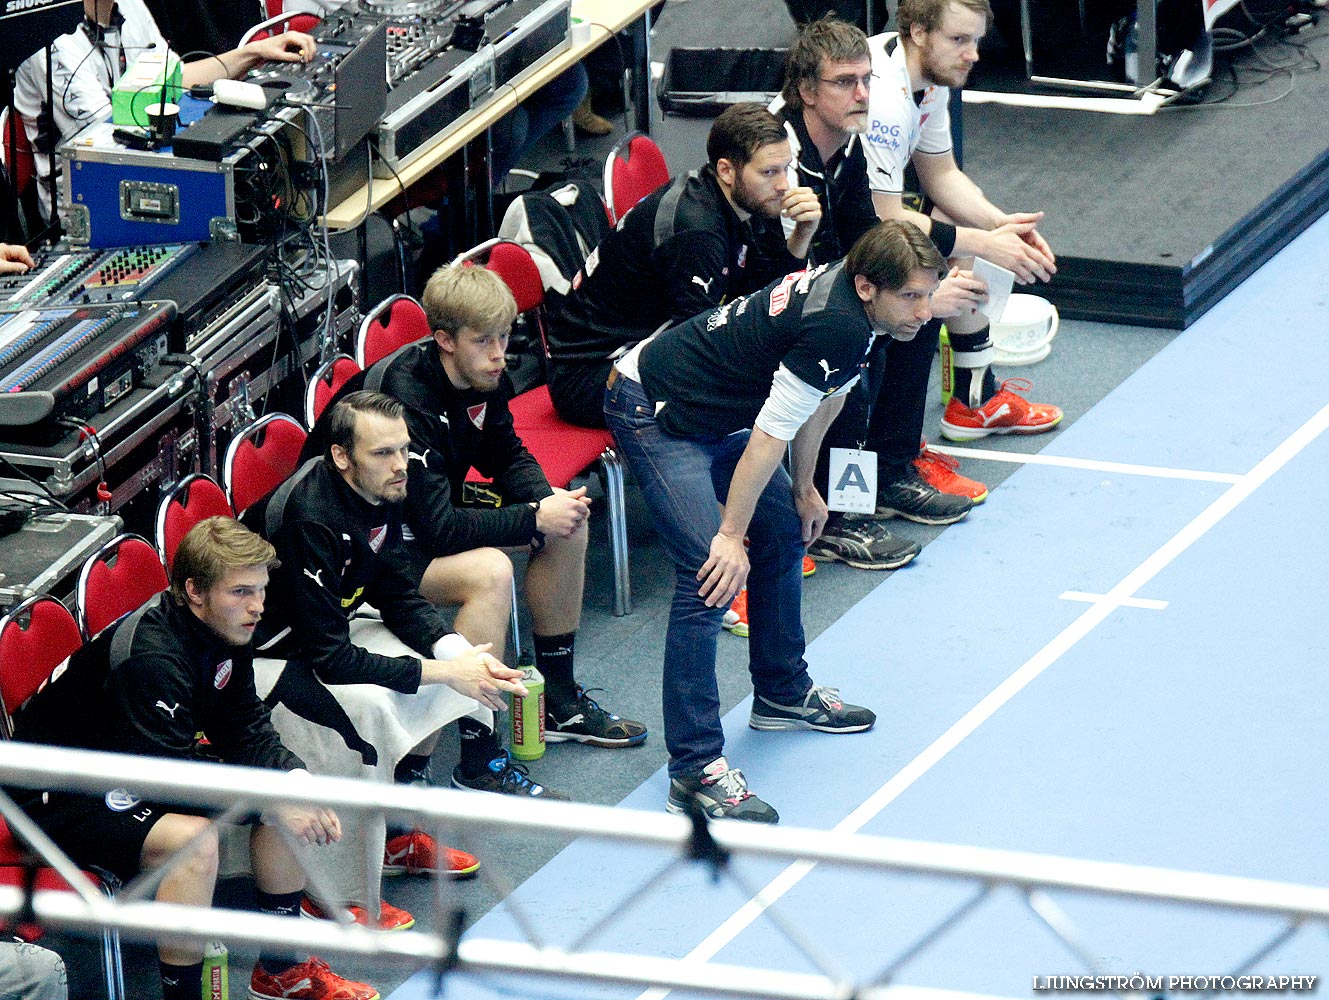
863, 32, 954, 195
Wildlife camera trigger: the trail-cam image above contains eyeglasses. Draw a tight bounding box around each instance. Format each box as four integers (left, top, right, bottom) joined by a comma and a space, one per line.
819, 73, 875, 91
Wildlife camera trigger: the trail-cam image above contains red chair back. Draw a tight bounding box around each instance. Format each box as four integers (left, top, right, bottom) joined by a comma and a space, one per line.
156, 474, 234, 574
241, 10, 321, 44
224, 413, 308, 515
604, 132, 669, 226
0, 596, 81, 739
305, 354, 362, 428
1, 107, 36, 199
75, 534, 169, 640
485, 241, 545, 313
355, 294, 432, 368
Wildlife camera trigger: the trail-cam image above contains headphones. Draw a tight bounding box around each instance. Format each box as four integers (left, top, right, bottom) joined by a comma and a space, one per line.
82, 2, 127, 45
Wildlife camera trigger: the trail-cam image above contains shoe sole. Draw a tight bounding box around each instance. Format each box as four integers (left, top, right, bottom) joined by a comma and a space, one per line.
665, 795, 779, 823
721, 622, 749, 638
940, 415, 1063, 442
452, 775, 571, 800
383, 862, 480, 878
875, 504, 970, 526
748, 715, 875, 734
300, 907, 416, 932
808, 546, 918, 571
250, 990, 380, 1000
545, 729, 648, 748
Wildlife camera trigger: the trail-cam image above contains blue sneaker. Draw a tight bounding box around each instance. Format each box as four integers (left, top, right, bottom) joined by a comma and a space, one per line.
451, 752, 569, 799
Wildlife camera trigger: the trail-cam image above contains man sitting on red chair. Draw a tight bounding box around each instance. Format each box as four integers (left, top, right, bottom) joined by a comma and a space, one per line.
244, 391, 528, 920
543, 102, 823, 429
306, 266, 649, 793
9, 517, 377, 1000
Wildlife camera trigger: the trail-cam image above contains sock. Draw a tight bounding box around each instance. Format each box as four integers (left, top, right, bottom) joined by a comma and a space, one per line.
394, 751, 431, 786
946, 327, 996, 407
389, 751, 433, 837
457, 716, 502, 778
533, 632, 578, 711
160, 960, 203, 1000
256, 889, 304, 975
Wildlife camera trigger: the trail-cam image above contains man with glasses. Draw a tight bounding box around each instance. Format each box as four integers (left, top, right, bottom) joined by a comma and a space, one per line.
766, 17, 936, 571
766, 15, 1056, 573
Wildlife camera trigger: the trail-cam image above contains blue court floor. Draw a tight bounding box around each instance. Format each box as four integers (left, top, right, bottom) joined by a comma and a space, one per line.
389, 213, 1329, 999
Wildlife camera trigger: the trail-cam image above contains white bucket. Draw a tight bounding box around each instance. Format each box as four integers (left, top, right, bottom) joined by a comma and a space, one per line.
992, 293, 1058, 365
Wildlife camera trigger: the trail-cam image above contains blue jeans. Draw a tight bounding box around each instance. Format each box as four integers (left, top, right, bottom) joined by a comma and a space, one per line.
489, 63, 588, 184
605, 374, 812, 777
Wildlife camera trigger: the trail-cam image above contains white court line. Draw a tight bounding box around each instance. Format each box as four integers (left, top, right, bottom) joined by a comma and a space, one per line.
1060, 591, 1169, 611
929, 444, 1243, 484
636, 401, 1329, 1000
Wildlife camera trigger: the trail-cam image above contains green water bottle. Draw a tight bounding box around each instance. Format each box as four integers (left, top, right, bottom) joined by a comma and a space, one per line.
509, 654, 545, 761
201, 941, 227, 1000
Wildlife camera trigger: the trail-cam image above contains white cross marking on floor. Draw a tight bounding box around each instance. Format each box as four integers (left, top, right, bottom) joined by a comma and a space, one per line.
1059, 591, 1169, 610
635, 400, 1329, 1000
929, 444, 1243, 484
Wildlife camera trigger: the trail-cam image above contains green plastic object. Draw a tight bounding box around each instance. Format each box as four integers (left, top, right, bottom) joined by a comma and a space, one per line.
112, 51, 183, 128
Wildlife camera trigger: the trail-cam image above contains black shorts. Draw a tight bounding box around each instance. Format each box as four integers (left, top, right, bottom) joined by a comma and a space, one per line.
18, 789, 212, 888
390, 541, 432, 589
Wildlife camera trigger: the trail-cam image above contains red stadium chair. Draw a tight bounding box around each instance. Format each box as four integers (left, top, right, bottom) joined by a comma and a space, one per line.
355, 294, 432, 368
155, 474, 234, 574
239, 10, 321, 45
305, 354, 362, 429
452, 240, 633, 615
0, 107, 36, 206
223, 413, 308, 516
0, 595, 81, 741
0, 595, 125, 997
603, 132, 669, 227
75, 534, 169, 640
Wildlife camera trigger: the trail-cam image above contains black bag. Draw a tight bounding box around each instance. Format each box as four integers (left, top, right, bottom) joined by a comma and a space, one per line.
658, 47, 788, 118
782, 0, 888, 32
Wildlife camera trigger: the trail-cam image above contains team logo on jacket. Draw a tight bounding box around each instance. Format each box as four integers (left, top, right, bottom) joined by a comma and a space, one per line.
369, 525, 388, 553
769, 270, 804, 316
737, 245, 747, 268
105, 788, 141, 812
214, 659, 232, 690
467, 403, 487, 429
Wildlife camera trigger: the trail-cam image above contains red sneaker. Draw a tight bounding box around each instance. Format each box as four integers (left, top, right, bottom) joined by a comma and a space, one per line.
249, 956, 379, 1000
802, 554, 816, 577
300, 896, 415, 931
383, 830, 479, 878
721, 588, 749, 638
940, 377, 1063, 442
914, 443, 988, 503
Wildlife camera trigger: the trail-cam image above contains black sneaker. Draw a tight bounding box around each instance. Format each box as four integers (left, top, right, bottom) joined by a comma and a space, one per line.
451, 752, 569, 799
666, 756, 778, 823
807, 514, 921, 570
876, 467, 974, 525
749, 685, 876, 733
546, 687, 648, 748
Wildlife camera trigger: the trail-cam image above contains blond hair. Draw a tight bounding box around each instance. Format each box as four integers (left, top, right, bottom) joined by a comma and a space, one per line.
170, 517, 276, 605
421, 264, 518, 338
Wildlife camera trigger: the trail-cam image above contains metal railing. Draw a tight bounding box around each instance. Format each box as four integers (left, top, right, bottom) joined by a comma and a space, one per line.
1, 740, 1325, 999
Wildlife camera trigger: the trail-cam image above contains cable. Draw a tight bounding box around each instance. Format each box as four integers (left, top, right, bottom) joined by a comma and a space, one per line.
0, 456, 70, 512
1163, 8, 1327, 111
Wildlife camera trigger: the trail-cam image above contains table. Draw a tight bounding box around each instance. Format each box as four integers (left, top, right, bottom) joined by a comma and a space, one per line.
324, 0, 658, 232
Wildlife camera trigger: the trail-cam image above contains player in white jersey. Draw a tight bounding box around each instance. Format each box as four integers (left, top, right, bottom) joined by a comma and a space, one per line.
863, 0, 1062, 443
